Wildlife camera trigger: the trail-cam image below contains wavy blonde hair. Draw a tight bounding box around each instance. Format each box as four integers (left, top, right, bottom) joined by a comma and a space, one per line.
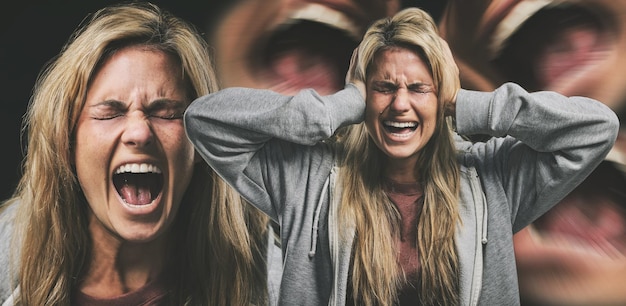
339, 7, 461, 305
3, 2, 268, 305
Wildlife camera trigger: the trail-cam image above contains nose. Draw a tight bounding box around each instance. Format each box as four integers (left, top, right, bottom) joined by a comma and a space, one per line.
121, 111, 154, 148
389, 88, 411, 113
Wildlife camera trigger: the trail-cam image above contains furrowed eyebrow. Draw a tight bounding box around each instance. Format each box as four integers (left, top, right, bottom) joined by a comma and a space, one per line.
91, 100, 126, 109
407, 82, 433, 91
145, 98, 187, 112
372, 80, 396, 85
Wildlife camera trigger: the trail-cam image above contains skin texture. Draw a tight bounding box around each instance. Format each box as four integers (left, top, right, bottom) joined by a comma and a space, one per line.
74, 46, 196, 297
365, 47, 438, 183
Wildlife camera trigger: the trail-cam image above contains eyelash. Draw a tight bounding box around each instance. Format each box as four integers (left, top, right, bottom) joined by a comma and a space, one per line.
93, 114, 123, 120
92, 113, 184, 120
152, 114, 183, 120
374, 88, 431, 94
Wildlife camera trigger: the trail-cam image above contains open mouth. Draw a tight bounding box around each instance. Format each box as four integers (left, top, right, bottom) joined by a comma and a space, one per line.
383, 121, 418, 136
530, 199, 626, 258
488, 1, 616, 91
249, 4, 360, 95
113, 163, 163, 206
529, 161, 626, 258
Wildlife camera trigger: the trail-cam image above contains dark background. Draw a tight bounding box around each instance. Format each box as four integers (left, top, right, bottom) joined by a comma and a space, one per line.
0, 0, 446, 201
0, 1, 220, 200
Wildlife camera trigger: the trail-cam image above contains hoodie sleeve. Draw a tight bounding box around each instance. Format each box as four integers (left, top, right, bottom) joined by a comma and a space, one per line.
455, 82, 619, 231
184, 84, 364, 220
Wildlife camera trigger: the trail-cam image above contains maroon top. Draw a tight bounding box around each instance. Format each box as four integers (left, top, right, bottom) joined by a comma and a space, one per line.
383, 178, 424, 305
347, 178, 425, 305
72, 276, 169, 306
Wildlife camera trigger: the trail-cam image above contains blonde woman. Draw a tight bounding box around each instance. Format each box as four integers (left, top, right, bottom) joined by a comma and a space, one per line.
0, 2, 276, 305
184, 7, 619, 306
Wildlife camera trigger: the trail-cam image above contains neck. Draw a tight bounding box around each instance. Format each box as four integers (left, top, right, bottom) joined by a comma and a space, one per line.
384, 155, 419, 184
80, 215, 169, 298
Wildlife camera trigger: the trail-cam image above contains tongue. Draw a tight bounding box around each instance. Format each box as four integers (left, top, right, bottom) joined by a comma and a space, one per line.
120, 184, 152, 205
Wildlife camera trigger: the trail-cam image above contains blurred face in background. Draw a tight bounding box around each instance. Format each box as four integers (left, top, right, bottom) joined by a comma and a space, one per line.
439, 1, 626, 304
513, 161, 626, 305
439, 0, 626, 116
208, 0, 401, 95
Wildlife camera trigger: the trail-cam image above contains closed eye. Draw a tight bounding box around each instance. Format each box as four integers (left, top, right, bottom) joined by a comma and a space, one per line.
146, 99, 187, 120
407, 83, 433, 94
90, 100, 127, 120
372, 82, 398, 94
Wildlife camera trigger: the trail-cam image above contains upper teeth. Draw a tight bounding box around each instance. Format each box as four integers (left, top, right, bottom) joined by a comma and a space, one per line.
384, 121, 417, 128
115, 163, 162, 174
287, 3, 361, 39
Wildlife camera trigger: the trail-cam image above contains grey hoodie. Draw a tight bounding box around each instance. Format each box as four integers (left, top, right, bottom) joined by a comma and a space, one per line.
184, 83, 619, 306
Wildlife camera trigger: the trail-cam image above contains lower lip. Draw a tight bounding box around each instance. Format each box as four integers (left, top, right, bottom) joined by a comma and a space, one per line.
384, 128, 417, 141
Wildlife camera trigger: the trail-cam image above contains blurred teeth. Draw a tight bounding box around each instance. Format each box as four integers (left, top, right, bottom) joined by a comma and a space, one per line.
489, 0, 562, 57
288, 3, 361, 39
115, 163, 162, 174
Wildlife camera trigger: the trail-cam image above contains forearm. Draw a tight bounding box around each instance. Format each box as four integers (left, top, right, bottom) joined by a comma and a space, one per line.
455, 82, 619, 155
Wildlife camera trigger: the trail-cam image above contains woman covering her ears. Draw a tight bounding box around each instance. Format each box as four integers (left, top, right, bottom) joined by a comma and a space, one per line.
184, 7, 619, 306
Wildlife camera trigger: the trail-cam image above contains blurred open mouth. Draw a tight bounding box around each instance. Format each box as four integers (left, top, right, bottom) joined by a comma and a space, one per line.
113, 163, 163, 207
246, 4, 361, 94
485, 0, 617, 91
530, 184, 626, 258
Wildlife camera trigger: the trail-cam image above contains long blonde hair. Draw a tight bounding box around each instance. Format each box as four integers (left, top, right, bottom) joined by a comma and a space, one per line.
4, 2, 268, 305
339, 7, 461, 305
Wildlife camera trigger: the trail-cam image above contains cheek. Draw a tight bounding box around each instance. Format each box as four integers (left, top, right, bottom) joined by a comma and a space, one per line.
74, 123, 112, 169
420, 99, 440, 122
364, 97, 385, 127
364, 107, 381, 136
159, 126, 196, 167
